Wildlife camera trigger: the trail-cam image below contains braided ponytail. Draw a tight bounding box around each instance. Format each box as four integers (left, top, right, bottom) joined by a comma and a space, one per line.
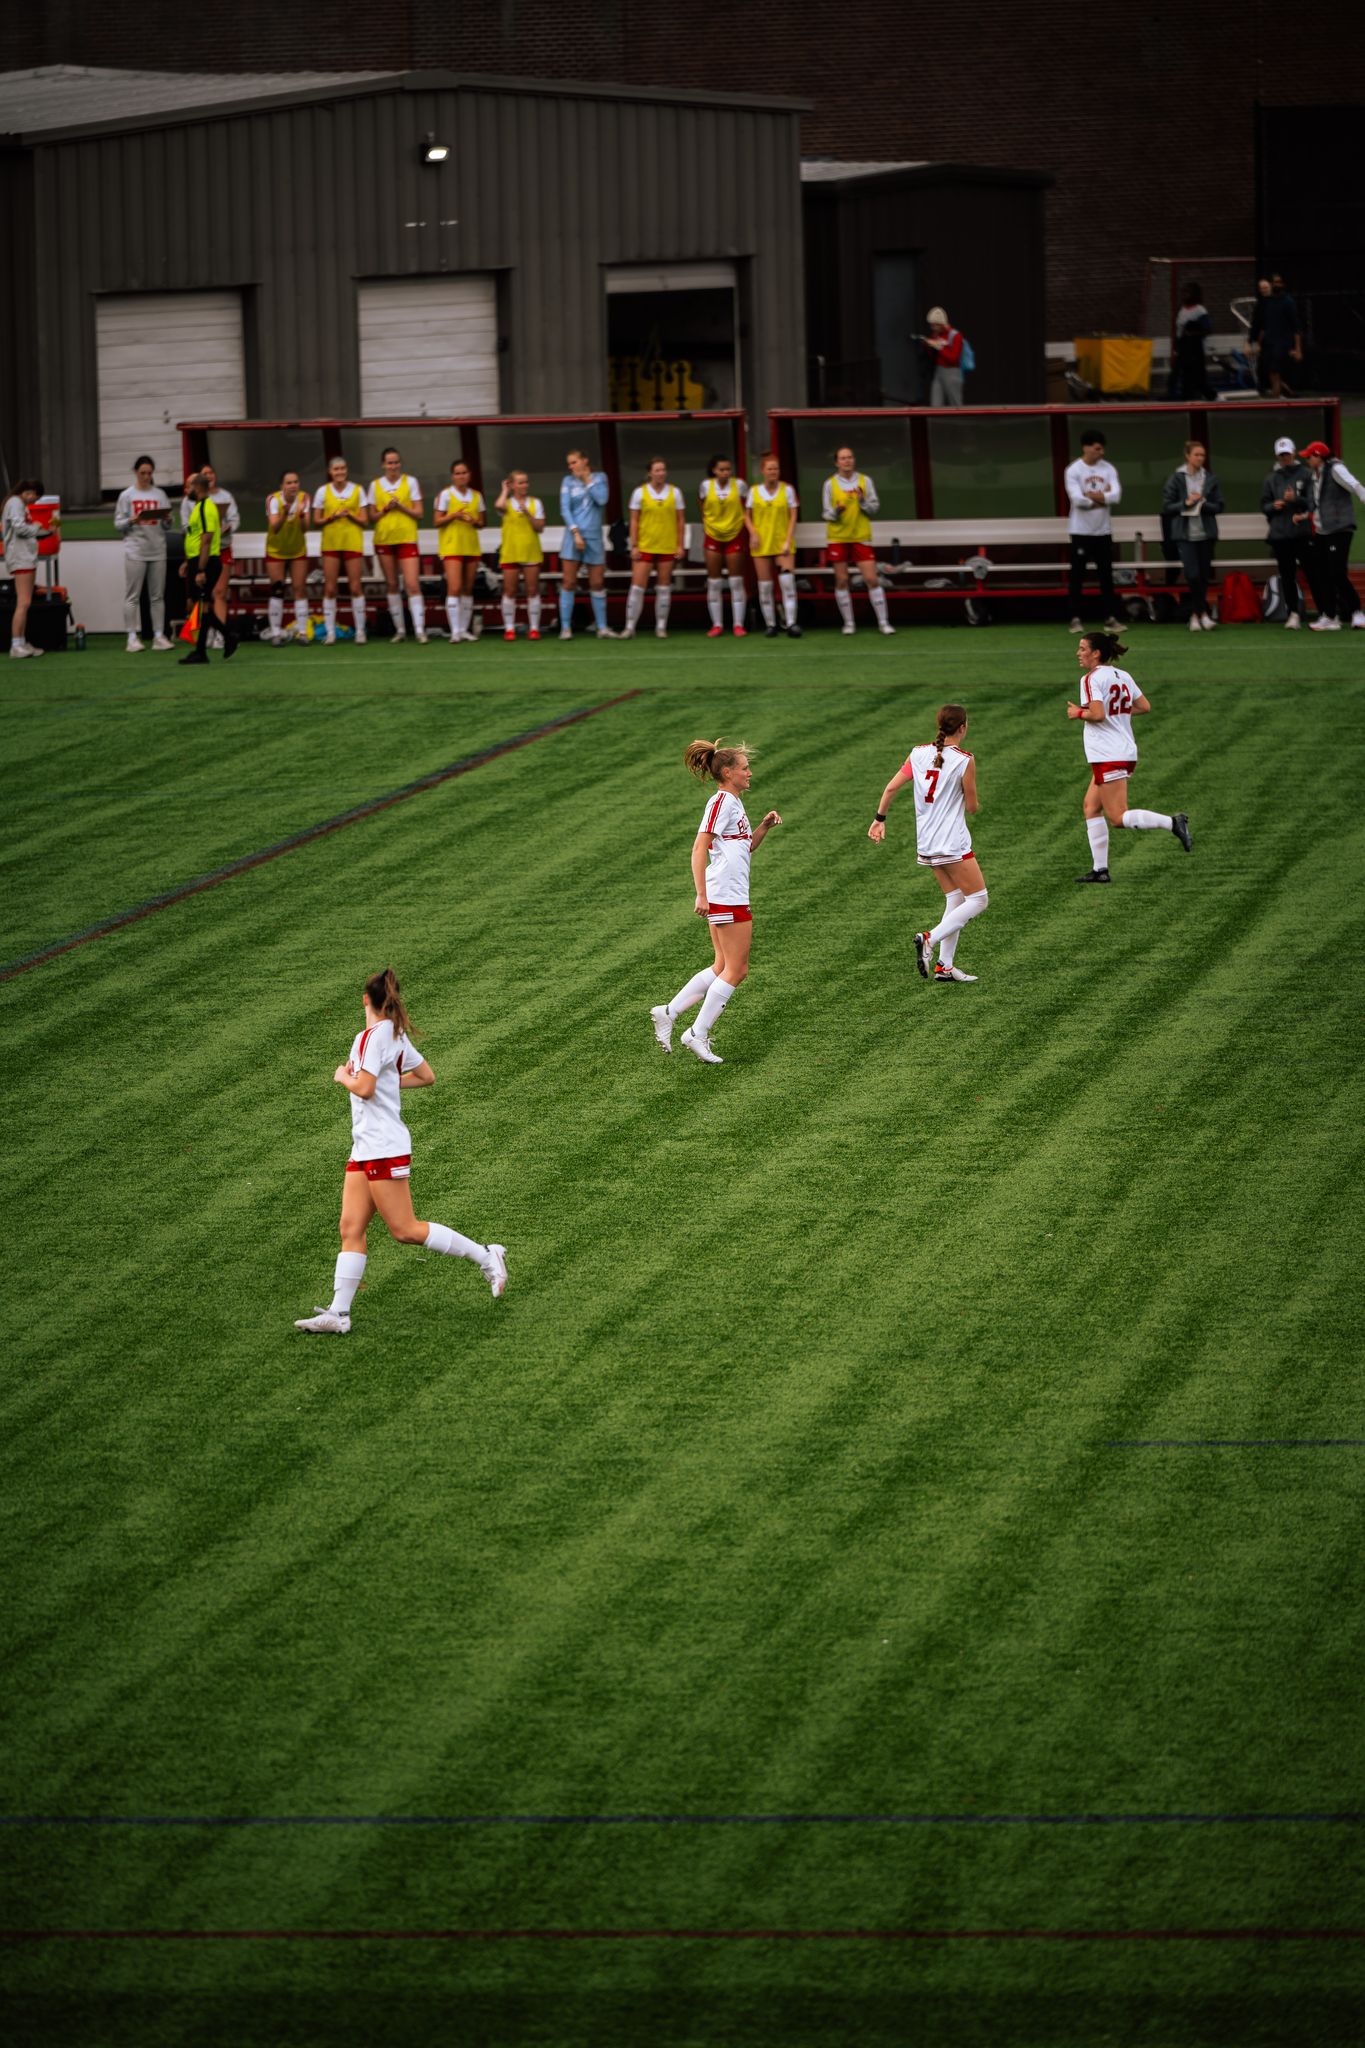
933, 702, 969, 770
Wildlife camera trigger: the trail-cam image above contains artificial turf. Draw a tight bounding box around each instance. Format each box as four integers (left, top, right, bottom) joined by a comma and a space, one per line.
1, 620, 1363, 2046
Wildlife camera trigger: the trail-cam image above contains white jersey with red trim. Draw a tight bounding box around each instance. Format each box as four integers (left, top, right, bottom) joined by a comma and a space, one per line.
699, 788, 752, 905
903, 743, 973, 862
346, 1018, 421, 1161
1079, 664, 1141, 764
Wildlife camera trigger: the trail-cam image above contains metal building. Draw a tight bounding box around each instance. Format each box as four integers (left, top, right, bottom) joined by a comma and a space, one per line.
0, 66, 807, 503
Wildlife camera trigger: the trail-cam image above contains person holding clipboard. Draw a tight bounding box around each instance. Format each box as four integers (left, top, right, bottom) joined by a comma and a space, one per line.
114, 455, 174, 652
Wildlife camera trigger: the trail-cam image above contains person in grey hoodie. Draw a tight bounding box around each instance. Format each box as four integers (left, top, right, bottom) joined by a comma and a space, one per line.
1161, 439, 1223, 630
3, 478, 56, 659
114, 455, 173, 652
1260, 435, 1313, 629
1299, 440, 1365, 631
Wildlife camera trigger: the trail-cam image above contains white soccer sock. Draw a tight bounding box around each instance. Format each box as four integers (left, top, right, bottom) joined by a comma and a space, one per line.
267, 594, 284, 635
656, 586, 672, 629
387, 592, 404, 634
695, 975, 739, 1035
780, 570, 798, 626
323, 597, 337, 634
423, 1220, 487, 1263
411, 595, 425, 636
929, 888, 988, 947
835, 586, 855, 628
528, 594, 542, 632
459, 594, 475, 636
938, 889, 966, 968
329, 1251, 367, 1314
625, 584, 646, 631
706, 578, 724, 629
502, 595, 517, 631
729, 575, 747, 629
669, 965, 717, 1017
1122, 808, 1173, 831
294, 597, 309, 634
1087, 817, 1110, 868
869, 585, 889, 626
353, 597, 367, 633
446, 596, 460, 638
758, 581, 777, 628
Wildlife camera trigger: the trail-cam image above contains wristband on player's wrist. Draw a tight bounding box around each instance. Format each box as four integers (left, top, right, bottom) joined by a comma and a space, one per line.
874, 812, 887, 823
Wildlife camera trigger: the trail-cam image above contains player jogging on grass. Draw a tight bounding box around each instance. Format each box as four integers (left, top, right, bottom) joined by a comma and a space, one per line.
295, 968, 507, 1334
558, 447, 612, 640
264, 469, 311, 644
1070, 630, 1192, 883
313, 457, 369, 645
868, 702, 988, 984
651, 740, 783, 1066
699, 455, 749, 637
369, 447, 428, 643
624, 458, 686, 639
823, 446, 894, 635
495, 471, 546, 639
434, 459, 484, 643
747, 452, 802, 638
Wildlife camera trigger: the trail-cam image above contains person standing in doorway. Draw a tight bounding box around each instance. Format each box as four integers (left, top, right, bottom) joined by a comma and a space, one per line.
1248, 274, 1303, 398
114, 455, 173, 652
1172, 283, 1212, 401
1065, 431, 1123, 634
922, 307, 966, 407
1260, 436, 1312, 630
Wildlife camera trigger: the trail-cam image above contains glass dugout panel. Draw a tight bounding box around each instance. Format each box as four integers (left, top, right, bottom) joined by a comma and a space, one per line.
337, 425, 465, 505
1077, 413, 1187, 526
205, 427, 329, 515
615, 418, 742, 504
1203, 407, 1314, 517
926, 415, 1055, 518
476, 425, 605, 514
789, 416, 916, 524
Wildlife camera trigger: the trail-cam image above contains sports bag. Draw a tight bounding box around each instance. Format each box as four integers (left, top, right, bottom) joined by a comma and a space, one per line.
960, 337, 976, 373
1262, 573, 1287, 623
1218, 570, 1261, 623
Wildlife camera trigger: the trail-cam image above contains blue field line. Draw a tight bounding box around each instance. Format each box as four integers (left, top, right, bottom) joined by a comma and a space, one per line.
2, 1811, 1362, 1828
1107, 1439, 1365, 1449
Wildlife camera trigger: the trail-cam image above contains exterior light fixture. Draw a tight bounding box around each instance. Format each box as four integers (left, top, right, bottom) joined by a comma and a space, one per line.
420, 136, 449, 164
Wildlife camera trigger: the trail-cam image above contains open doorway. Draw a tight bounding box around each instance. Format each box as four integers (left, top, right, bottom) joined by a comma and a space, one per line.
606, 263, 739, 411
874, 252, 922, 405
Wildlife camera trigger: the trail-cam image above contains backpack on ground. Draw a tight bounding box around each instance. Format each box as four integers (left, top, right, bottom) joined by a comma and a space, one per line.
1218, 570, 1261, 623
1262, 573, 1287, 623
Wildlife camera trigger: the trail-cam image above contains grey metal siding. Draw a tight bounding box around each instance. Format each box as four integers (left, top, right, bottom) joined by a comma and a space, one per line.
23, 79, 805, 503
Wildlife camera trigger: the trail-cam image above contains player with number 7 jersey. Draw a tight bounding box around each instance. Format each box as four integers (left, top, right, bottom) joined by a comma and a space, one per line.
1069, 629, 1192, 882
868, 703, 989, 985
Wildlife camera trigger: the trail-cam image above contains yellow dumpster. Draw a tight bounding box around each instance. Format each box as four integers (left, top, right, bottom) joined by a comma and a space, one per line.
1074, 335, 1153, 396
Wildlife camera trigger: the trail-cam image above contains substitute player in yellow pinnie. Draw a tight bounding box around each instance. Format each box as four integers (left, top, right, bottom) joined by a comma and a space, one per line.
495, 471, 546, 639
699, 455, 749, 637
823, 446, 894, 635
746, 452, 802, 637
264, 470, 311, 644
624, 458, 686, 639
434, 458, 485, 643
312, 456, 369, 645
370, 446, 428, 642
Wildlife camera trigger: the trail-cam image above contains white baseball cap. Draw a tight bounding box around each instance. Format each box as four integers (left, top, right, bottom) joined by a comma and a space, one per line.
926, 306, 948, 327
1274, 436, 1296, 455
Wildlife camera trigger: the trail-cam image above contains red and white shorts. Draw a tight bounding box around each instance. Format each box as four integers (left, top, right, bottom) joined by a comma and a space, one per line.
376, 542, 420, 561
347, 1154, 412, 1180
917, 848, 973, 868
1091, 760, 1135, 786
707, 902, 752, 926
826, 541, 876, 564
703, 533, 747, 559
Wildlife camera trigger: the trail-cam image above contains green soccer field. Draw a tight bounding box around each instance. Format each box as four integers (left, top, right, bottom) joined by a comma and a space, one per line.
2, 622, 1363, 2047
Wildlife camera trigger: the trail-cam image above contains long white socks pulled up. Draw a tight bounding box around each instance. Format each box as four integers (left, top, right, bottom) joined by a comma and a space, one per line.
758, 582, 777, 629
446, 596, 460, 639
267, 594, 284, 636
835, 586, 855, 629
459, 593, 475, 637
1123, 808, 1172, 831
353, 597, 367, 635
780, 571, 798, 627
330, 1251, 367, 1315
502, 596, 518, 631
294, 596, 309, 635
424, 1221, 488, 1263
656, 586, 672, 630
868, 585, 889, 628
625, 584, 646, 632
387, 592, 405, 635
669, 966, 717, 1018
938, 889, 965, 968
411, 595, 426, 637
929, 889, 988, 948
1087, 817, 1110, 868
728, 576, 747, 629
695, 975, 739, 1037
323, 597, 337, 635
707, 578, 724, 629
528, 595, 542, 633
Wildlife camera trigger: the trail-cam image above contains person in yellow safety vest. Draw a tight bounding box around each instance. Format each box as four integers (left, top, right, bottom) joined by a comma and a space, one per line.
369, 446, 428, 643
179, 470, 236, 665
823, 446, 894, 635
624, 457, 686, 639
312, 456, 370, 645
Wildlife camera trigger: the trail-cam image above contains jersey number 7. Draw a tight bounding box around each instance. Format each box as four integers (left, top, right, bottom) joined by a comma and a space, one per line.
923, 769, 940, 804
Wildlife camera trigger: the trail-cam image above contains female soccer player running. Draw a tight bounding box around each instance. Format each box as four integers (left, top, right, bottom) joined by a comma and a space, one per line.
370, 446, 428, 642
264, 470, 311, 643
1070, 631, 1192, 882
699, 455, 749, 637
868, 703, 988, 984
823, 447, 894, 635
312, 457, 369, 644
624, 458, 686, 639
434, 459, 484, 642
650, 740, 783, 1066
558, 447, 611, 639
747, 453, 802, 637
495, 471, 546, 639
295, 968, 507, 1333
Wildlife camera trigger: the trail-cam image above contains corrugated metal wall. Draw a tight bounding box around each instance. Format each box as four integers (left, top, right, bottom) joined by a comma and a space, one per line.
26, 80, 805, 502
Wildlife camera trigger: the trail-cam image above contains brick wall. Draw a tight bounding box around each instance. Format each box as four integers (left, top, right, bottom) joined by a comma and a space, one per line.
9, 0, 1363, 338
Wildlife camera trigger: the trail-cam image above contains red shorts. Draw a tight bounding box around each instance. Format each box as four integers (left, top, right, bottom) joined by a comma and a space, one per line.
376, 542, 420, 561
323, 547, 363, 561
703, 533, 747, 559
1091, 760, 1135, 785
826, 541, 876, 564
707, 903, 752, 925
347, 1154, 412, 1180
637, 551, 677, 563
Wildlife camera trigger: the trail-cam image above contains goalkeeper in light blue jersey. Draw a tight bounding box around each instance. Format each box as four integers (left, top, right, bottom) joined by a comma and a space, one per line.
558, 448, 612, 638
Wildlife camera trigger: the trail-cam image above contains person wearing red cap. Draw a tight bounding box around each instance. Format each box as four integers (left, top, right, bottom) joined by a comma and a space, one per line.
1261, 437, 1313, 629
1299, 442, 1365, 631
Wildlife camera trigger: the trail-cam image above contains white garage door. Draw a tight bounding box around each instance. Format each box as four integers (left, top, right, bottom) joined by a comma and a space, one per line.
96, 291, 246, 490
358, 276, 499, 417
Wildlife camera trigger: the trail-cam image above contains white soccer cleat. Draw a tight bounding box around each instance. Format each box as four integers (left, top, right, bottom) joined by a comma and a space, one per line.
354, 626, 367, 644
655, 625, 668, 638
392, 630, 407, 644
680, 1026, 723, 1065
295, 1308, 351, 1334
841, 621, 856, 635
650, 1004, 675, 1053
151, 633, 174, 651
1200, 613, 1217, 630
1352, 611, 1365, 630
323, 628, 337, 646
914, 930, 935, 980
482, 1244, 508, 1298
878, 621, 896, 635
1188, 615, 1202, 633
414, 630, 429, 644
934, 963, 979, 983
1285, 612, 1300, 629
618, 625, 636, 639
126, 633, 145, 653
559, 626, 573, 641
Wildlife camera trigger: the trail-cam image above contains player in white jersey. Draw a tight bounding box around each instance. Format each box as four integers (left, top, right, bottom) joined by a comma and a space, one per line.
1069, 631, 1192, 883
868, 703, 989, 984
651, 739, 783, 1065
294, 968, 507, 1333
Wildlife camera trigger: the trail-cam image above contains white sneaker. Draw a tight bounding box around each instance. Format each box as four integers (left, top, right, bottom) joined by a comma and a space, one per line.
269, 628, 284, 646
1285, 612, 1301, 630
1201, 613, 1217, 630
1310, 616, 1341, 631
597, 626, 617, 639
392, 630, 407, 643
877, 621, 896, 635
354, 626, 367, 644
414, 630, 429, 644
1068, 617, 1085, 634
294, 1308, 350, 1334
655, 625, 668, 638
559, 626, 573, 641
482, 1244, 508, 1299
1188, 615, 1202, 633
151, 632, 174, 651
680, 1026, 723, 1065
126, 633, 145, 653
323, 629, 337, 646
650, 1004, 674, 1053
25, 641, 43, 657
619, 625, 636, 639
9, 640, 33, 658
1352, 611, 1365, 630
841, 621, 856, 635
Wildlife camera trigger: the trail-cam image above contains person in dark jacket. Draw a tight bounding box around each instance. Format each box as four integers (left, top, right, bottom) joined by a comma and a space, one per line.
1299, 440, 1365, 631
1248, 275, 1302, 397
1260, 435, 1313, 629
1161, 439, 1223, 630
1172, 283, 1212, 401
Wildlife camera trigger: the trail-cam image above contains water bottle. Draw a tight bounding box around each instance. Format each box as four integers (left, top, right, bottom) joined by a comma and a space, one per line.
74, 624, 86, 651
